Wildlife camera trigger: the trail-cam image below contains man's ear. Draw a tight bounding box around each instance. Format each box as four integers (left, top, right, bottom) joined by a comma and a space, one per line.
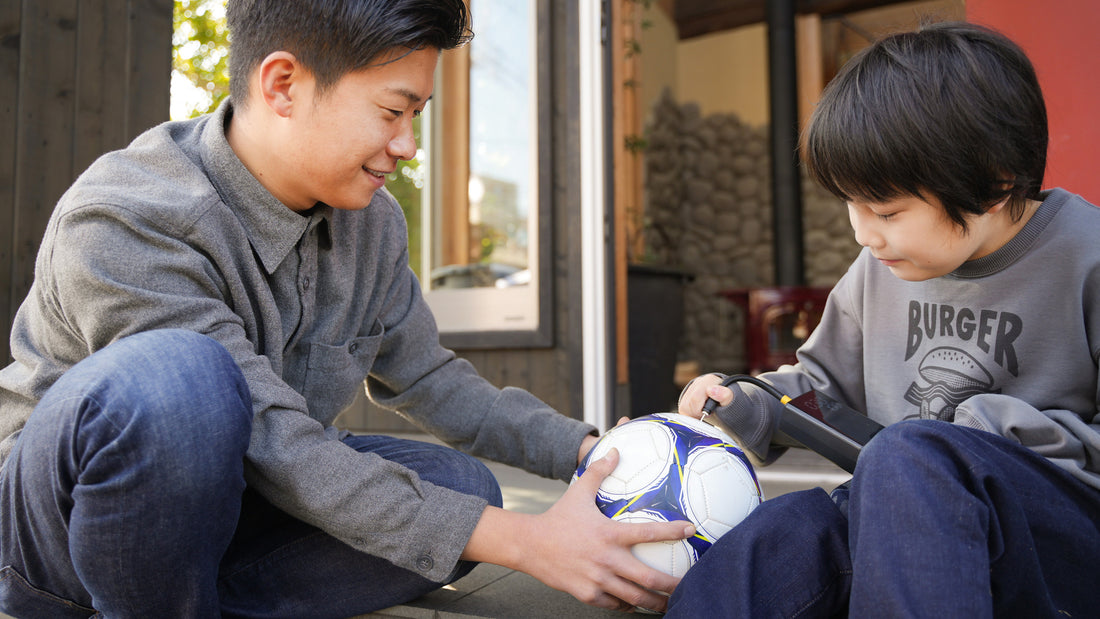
257, 51, 304, 118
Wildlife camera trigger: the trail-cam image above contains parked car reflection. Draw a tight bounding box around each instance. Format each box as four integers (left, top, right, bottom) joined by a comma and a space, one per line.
429, 263, 529, 289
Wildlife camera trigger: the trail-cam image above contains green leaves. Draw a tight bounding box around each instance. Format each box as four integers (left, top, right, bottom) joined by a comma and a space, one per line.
172, 0, 229, 119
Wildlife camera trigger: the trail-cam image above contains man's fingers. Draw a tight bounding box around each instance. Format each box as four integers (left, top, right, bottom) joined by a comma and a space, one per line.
618, 518, 696, 545
572, 447, 619, 491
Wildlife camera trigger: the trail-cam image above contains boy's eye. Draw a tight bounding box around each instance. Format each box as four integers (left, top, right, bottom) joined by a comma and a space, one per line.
876, 212, 896, 221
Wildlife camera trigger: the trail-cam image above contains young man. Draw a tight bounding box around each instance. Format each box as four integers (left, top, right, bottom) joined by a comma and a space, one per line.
673, 22, 1100, 617
0, 1, 691, 616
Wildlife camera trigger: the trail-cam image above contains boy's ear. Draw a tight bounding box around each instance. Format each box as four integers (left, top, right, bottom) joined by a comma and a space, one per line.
257, 51, 304, 118
986, 177, 1016, 214
986, 197, 1011, 214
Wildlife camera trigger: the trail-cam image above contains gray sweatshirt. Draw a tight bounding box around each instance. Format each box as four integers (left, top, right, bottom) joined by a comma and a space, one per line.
714, 189, 1100, 491
0, 100, 595, 581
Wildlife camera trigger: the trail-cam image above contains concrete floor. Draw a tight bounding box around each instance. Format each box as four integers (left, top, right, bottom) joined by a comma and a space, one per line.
357, 441, 849, 618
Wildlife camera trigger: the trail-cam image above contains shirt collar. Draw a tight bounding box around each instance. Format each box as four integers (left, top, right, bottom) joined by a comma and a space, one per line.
198, 98, 330, 274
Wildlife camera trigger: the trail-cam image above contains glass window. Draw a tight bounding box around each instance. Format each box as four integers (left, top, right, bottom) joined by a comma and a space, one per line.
412, 0, 550, 347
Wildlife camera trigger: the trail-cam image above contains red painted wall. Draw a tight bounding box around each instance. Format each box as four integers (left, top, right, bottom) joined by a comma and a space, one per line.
966, 0, 1100, 203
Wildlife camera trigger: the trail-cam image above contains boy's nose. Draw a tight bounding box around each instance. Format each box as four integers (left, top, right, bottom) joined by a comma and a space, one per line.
848, 208, 882, 249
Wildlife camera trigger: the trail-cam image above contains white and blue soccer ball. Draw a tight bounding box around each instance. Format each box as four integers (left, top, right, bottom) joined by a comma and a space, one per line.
573, 413, 763, 578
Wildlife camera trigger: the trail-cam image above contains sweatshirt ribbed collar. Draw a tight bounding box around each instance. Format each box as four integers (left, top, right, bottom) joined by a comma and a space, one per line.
948, 188, 1067, 280
197, 98, 331, 275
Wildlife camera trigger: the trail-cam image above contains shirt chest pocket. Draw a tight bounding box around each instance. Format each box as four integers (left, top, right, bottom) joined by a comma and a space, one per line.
301, 320, 384, 424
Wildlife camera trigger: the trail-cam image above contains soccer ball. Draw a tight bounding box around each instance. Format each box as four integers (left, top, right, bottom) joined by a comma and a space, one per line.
573, 413, 763, 578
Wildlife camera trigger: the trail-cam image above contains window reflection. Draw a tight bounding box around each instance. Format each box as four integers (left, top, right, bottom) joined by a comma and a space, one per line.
430, 0, 535, 293
421, 0, 544, 341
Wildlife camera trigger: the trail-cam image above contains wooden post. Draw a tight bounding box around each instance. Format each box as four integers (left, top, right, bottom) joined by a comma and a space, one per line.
612, 0, 645, 385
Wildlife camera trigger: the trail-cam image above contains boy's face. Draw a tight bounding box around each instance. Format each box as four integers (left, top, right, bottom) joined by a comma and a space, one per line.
278, 47, 438, 212
846, 194, 1010, 281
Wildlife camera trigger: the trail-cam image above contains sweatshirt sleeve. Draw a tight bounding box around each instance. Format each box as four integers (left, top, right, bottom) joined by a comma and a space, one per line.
702, 266, 871, 466
954, 393, 1100, 490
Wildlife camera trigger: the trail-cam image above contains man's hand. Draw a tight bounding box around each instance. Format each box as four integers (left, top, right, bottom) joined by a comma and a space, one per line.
463, 449, 695, 612
577, 416, 631, 466
677, 374, 734, 419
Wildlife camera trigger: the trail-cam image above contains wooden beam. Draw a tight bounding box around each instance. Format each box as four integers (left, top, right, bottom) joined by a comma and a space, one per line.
674, 0, 909, 39
796, 13, 824, 127
436, 44, 471, 268
675, 0, 765, 39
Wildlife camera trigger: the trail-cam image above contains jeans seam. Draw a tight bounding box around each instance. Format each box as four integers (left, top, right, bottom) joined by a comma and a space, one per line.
0, 565, 97, 614
788, 567, 852, 619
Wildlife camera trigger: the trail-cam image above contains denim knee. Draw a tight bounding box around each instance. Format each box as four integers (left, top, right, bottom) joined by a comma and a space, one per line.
451, 453, 503, 509
45, 328, 253, 488
0, 330, 254, 616
856, 419, 951, 473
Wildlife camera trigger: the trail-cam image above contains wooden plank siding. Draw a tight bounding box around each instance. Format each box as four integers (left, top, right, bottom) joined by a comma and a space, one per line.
1, 0, 172, 364
0, 2, 20, 367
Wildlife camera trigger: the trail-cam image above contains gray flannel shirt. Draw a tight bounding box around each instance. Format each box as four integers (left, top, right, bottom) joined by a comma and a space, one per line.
0, 100, 594, 581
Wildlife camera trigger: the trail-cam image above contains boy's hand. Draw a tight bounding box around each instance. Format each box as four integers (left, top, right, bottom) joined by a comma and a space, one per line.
678, 374, 734, 419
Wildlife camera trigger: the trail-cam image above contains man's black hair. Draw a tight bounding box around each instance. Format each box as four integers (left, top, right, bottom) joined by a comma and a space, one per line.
803, 21, 1048, 230
227, 0, 472, 109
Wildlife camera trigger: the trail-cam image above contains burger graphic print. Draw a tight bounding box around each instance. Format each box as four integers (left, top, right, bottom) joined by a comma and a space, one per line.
903, 347, 1000, 421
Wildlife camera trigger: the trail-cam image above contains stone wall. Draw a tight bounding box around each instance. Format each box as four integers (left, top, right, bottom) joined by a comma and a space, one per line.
642, 90, 861, 374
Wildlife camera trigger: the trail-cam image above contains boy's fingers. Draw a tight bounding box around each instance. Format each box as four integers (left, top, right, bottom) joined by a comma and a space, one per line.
705, 385, 735, 407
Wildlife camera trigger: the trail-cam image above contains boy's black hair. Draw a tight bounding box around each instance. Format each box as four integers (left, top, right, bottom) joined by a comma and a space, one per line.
804, 22, 1047, 231
227, 0, 472, 109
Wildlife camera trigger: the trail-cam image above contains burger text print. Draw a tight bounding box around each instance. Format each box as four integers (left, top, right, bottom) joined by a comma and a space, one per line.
902, 301, 1019, 421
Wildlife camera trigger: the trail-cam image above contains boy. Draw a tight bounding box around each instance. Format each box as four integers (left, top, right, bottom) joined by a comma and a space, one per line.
673, 22, 1100, 617
0, 1, 691, 616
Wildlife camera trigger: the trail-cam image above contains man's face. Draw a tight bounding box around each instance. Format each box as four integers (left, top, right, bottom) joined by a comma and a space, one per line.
280, 47, 438, 212
846, 194, 1008, 281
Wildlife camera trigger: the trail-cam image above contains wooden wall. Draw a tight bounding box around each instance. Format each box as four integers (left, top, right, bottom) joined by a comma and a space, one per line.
0, 0, 173, 363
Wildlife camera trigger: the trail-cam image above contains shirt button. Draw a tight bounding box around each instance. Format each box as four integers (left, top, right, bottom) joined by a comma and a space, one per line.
349, 342, 359, 354
416, 556, 434, 572
301, 277, 311, 290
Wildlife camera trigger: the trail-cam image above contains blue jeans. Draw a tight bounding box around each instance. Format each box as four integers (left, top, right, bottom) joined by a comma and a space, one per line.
666, 419, 1100, 618
0, 329, 502, 618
